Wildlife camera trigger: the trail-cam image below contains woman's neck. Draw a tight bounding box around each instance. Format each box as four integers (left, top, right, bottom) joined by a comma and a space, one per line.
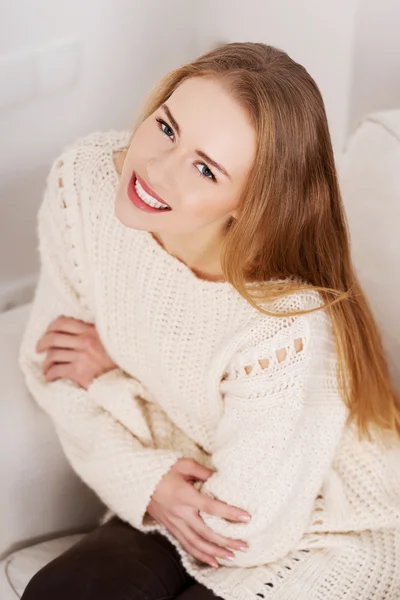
151, 228, 226, 282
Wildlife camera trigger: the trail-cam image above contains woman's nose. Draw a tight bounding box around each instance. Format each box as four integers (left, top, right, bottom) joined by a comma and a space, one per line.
147, 150, 179, 191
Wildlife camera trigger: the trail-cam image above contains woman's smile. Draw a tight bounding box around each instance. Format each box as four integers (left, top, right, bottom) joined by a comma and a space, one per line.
127, 172, 172, 213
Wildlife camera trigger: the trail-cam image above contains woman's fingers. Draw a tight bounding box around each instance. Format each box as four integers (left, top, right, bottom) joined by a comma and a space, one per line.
47, 316, 91, 335
148, 464, 251, 568
175, 458, 215, 482
37, 331, 86, 352
197, 493, 251, 524
178, 464, 251, 524
44, 362, 76, 383
165, 518, 219, 568
35, 316, 116, 388
175, 515, 235, 561
190, 512, 248, 552
36, 317, 93, 352
42, 349, 83, 373
44, 362, 93, 389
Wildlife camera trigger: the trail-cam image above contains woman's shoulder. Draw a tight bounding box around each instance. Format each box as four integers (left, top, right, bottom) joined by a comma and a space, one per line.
58, 129, 131, 182
227, 286, 334, 370
38, 131, 131, 271
44, 130, 130, 196
253, 284, 332, 338
41, 130, 130, 224
221, 287, 338, 394
65, 129, 131, 154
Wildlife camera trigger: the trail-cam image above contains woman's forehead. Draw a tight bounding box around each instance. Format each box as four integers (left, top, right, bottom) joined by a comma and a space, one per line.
165, 77, 256, 179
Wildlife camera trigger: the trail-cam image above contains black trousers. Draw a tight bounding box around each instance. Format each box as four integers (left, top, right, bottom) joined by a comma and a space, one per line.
21, 517, 223, 600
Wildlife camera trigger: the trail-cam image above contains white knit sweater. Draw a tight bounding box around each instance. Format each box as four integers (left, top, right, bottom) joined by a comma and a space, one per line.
19, 131, 400, 600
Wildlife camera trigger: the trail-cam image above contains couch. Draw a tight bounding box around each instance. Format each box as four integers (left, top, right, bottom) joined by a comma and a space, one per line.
1, 110, 399, 598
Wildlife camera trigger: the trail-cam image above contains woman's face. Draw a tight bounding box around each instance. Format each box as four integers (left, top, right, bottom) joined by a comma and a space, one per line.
114, 76, 256, 236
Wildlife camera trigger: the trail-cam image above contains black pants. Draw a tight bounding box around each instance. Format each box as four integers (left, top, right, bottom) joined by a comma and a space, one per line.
21, 517, 223, 600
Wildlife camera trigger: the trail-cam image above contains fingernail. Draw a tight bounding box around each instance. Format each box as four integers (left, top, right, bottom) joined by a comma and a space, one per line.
224, 554, 235, 561
237, 544, 249, 552
239, 514, 251, 522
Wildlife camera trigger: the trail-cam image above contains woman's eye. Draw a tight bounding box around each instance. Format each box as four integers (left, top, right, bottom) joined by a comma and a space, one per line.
196, 163, 216, 182
156, 118, 174, 140
155, 118, 216, 182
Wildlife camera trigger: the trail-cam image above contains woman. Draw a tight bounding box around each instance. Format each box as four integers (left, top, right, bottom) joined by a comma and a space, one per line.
19, 42, 400, 600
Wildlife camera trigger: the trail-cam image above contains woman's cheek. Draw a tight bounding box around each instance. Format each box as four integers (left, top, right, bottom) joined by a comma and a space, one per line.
189, 204, 216, 223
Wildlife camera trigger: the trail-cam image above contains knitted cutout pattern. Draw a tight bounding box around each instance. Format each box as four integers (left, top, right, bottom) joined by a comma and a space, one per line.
18, 131, 400, 600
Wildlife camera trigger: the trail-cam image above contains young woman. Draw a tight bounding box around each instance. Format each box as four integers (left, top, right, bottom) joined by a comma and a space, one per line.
19, 42, 400, 600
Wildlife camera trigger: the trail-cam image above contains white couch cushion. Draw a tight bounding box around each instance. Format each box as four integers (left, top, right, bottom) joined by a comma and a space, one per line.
340, 109, 400, 389
0, 534, 85, 599
0, 302, 104, 560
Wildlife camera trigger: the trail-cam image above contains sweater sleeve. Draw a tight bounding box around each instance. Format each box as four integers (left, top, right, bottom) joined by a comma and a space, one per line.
198, 310, 349, 567
18, 147, 183, 529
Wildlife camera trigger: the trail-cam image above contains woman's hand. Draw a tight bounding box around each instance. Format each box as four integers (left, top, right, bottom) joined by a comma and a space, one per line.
147, 458, 251, 568
36, 316, 117, 389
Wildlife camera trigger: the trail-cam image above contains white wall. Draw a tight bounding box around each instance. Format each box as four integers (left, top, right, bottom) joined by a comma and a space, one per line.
2, 0, 400, 308
0, 0, 196, 303
348, 0, 400, 133
194, 0, 359, 155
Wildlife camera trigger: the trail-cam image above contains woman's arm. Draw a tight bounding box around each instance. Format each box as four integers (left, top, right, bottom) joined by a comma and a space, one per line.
197, 311, 348, 567
18, 147, 185, 529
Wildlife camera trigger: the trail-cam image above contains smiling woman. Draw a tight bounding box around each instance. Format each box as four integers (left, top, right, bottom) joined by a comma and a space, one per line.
114, 76, 256, 280
19, 41, 400, 600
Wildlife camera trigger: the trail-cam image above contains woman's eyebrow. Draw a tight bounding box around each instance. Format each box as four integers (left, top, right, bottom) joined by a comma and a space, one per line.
161, 104, 232, 180
162, 104, 181, 135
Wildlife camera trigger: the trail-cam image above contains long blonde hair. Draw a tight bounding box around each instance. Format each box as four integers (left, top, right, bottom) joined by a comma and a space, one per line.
131, 42, 400, 441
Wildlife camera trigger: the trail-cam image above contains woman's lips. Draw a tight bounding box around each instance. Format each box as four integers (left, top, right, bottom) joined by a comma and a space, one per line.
134, 172, 171, 208
127, 173, 172, 213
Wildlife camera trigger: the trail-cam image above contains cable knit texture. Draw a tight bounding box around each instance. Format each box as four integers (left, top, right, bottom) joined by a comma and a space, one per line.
19, 131, 400, 600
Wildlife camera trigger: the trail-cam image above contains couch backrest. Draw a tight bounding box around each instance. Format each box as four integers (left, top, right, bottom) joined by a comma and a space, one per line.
340, 110, 400, 389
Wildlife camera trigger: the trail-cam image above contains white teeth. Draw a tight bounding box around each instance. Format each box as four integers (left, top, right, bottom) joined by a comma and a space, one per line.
135, 178, 169, 210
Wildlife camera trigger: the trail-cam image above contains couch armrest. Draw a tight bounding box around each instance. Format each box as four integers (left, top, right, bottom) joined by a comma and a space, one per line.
0, 303, 105, 560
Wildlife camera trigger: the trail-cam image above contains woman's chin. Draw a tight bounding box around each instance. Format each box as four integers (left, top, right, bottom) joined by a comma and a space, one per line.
113, 195, 152, 232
